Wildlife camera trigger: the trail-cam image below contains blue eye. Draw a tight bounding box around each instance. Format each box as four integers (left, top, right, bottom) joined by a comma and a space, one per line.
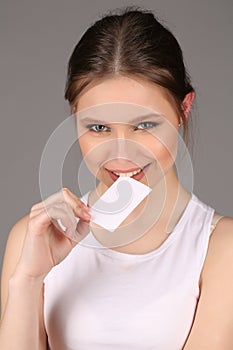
134, 121, 159, 130
87, 124, 110, 133
86, 121, 159, 133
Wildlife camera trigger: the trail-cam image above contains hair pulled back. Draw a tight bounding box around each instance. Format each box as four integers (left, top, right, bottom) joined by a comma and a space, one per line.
64, 6, 195, 148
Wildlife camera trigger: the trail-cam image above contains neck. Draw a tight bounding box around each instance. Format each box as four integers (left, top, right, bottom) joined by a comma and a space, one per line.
119, 166, 189, 231
89, 166, 191, 233
87, 166, 192, 253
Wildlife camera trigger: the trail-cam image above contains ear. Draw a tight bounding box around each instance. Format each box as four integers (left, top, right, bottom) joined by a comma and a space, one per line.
182, 91, 195, 118
72, 105, 77, 113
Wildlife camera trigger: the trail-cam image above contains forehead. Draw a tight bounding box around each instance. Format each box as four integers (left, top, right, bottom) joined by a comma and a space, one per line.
75, 76, 178, 122
77, 102, 164, 124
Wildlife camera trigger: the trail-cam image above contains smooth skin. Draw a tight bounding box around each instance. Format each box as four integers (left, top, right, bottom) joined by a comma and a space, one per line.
0, 188, 91, 349
1, 76, 233, 349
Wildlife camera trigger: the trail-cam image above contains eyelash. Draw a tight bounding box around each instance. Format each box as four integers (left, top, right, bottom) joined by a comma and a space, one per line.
86, 121, 159, 133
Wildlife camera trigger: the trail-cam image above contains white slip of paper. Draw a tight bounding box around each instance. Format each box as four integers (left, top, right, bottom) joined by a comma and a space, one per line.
88, 177, 152, 232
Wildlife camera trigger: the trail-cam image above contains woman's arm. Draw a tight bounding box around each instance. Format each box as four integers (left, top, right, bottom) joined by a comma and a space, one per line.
0, 215, 47, 350
0, 187, 90, 350
183, 216, 233, 350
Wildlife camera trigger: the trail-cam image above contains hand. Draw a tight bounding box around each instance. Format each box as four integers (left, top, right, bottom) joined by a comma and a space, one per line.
14, 188, 91, 281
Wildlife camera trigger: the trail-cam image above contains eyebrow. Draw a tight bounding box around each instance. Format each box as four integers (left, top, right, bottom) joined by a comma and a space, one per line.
79, 113, 162, 125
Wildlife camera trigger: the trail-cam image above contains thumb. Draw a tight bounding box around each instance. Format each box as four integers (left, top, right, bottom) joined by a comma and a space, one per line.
72, 219, 90, 243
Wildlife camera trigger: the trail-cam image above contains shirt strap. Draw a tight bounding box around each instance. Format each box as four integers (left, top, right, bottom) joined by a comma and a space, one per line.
210, 212, 224, 236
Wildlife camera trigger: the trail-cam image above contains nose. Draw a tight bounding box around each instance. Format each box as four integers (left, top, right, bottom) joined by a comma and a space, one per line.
107, 127, 142, 164
110, 126, 132, 158
112, 137, 128, 159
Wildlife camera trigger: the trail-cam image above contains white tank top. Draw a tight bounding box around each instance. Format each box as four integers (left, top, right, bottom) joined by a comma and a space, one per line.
43, 192, 222, 350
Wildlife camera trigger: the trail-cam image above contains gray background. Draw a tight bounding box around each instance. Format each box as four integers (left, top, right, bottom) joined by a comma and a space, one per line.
0, 0, 233, 274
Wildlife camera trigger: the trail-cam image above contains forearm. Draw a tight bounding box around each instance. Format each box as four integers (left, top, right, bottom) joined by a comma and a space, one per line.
0, 272, 44, 350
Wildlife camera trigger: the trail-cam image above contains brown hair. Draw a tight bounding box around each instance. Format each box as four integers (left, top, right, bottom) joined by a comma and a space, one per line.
64, 6, 195, 151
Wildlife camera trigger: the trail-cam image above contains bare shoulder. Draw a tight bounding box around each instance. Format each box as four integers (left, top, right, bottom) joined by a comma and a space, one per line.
211, 213, 233, 235
200, 214, 233, 284
1, 213, 30, 316
211, 213, 233, 240
207, 213, 233, 259
2, 213, 30, 269
4, 213, 30, 250
184, 215, 233, 349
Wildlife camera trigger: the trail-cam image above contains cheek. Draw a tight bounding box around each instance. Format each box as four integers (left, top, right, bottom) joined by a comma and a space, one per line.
149, 133, 178, 166
78, 135, 91, 157
78, 136, 97, 176
78, 135, 108, 170
78, 136, 111, 185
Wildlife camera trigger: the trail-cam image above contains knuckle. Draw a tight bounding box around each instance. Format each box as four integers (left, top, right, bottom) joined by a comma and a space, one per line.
57, 201, 68, 211
30, 205, 36, 212
55, 199, 66, 206
74, 202, 82, 213
31, 202, 40, 211
61, 188, 82, 207
61, 187, 79, 200
61, 187, 70, 194
75, 202, 84, 213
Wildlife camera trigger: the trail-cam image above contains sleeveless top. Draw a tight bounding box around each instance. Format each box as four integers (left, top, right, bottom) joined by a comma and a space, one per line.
43, 192, 223, 350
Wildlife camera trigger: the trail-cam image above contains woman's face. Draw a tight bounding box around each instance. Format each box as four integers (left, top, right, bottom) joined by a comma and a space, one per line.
75, 75, 181, 190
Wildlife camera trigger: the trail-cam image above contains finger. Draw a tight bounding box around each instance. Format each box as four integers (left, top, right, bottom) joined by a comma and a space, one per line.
47, 202, 83, 240
30, 190, 70, 210
30, 188, 91, 222
47, 201, 91, 242
61, 188, 91, 214
29, 205, 75, 232
29, 198, 91, 242
74, 219, 90, 241
43, 187, 89, 210
28, 203, 76, 241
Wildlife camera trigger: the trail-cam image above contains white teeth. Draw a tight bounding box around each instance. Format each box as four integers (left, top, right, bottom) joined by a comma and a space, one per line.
113, 168, 142, 177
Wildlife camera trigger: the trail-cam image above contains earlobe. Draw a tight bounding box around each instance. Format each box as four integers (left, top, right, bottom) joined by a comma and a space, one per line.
182, 91, 195, 118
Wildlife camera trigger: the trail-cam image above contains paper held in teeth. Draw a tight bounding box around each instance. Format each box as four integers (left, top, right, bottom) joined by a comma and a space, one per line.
88, 177, 152, 232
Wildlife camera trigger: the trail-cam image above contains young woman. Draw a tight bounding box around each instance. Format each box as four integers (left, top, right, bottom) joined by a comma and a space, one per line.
1, 6, 233, 350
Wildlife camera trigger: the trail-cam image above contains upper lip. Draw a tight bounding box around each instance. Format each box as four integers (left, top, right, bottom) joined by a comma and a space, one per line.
106, 165, 147, 173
